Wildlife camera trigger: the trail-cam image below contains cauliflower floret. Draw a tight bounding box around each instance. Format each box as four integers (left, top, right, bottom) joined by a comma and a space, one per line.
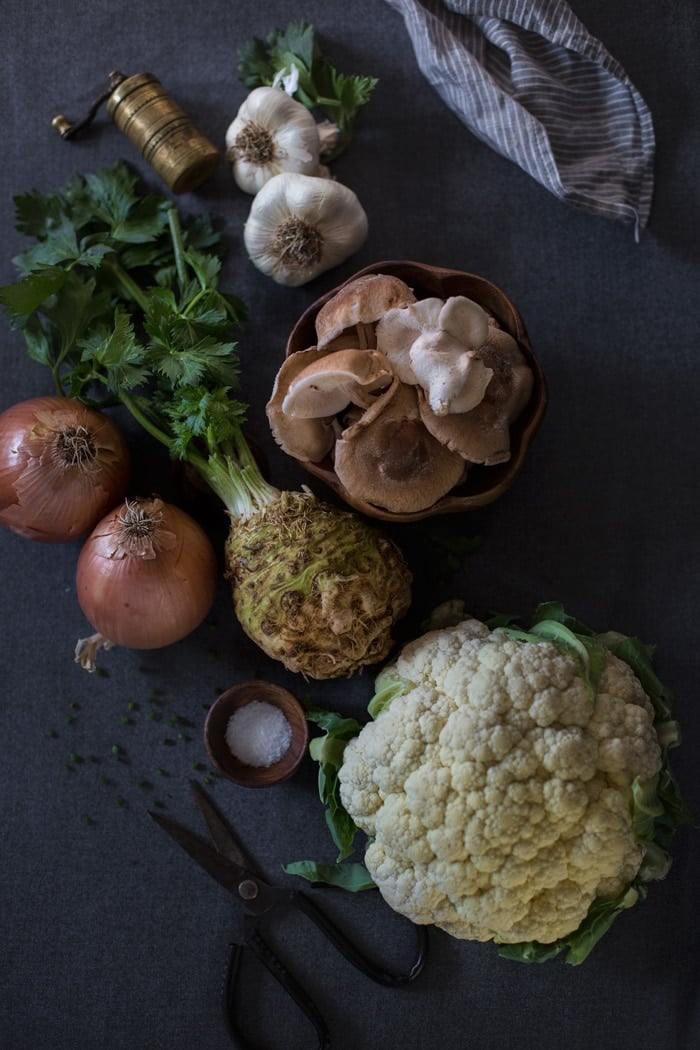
338, 617, 664, 947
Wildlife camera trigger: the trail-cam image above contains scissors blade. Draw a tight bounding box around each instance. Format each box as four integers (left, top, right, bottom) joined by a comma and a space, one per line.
150, 809, 249, 897
188, 779, 253, 869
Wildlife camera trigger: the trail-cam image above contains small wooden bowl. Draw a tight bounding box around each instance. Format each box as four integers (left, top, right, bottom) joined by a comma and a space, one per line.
284, 260, 548, 523
204, 681, 309, 787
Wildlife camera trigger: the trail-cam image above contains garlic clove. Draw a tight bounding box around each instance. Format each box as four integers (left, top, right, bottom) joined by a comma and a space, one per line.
281, 348, 393, 418
315, 273, 417, 350
333, 383, 467, 514
244, 173, 368, 287
316, 120, 341, 160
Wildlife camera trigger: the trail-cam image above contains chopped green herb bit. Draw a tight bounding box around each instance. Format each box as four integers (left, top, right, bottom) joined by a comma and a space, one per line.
191, 762, 206, 772
156, 768, 169, 777
65, 716, 76, 726
162, 738, 177, 747
68, 701, 80, 711
111, 744, 124, 755
116, 797, 126, 808
95, 667, 108, 678
47, 729, 58, 738
152, 800, 166, 809
82, 815, 95, 826
134, 780, 153, 790
168, 714, 195, 728
70, 752, 84, 764
127, 702, 139, 712
120, 716, 134, 725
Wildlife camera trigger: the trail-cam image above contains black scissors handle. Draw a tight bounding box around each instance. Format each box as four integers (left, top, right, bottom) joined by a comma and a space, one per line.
290, 889, 428, 987
223, 920, 330, 1050
222, 892, 427, 1049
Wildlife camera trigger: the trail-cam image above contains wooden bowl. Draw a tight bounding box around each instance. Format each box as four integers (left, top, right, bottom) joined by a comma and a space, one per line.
284, 260, 547, 523
204, 681, 309, 787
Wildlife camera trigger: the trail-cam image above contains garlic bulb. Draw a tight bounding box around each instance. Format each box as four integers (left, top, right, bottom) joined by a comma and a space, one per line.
243, 172, 369, 287
225, 87, 322, 194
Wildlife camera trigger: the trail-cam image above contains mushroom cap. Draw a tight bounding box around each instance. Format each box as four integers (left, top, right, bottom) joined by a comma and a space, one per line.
409, 333, 494, 415
419, 326, 534, 465
315, 273, 417, 349
375, 297, 443, 382
266, 346, 338, 461
333, 383, 468, 514
376, 295, 493, 415
281, 348, 393, 418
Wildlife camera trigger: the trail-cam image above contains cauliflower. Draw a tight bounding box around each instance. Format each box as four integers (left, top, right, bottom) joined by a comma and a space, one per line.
292, 603, 687, 965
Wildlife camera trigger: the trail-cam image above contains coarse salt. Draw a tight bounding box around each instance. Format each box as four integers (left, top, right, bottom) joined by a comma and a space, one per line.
225, 700, 293, 768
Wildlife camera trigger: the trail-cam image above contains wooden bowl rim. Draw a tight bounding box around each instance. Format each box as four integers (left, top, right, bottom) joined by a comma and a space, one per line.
283, 260, 547, 523
204, 681, 309, 787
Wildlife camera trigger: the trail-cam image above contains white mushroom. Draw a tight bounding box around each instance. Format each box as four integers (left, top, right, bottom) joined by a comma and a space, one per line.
439, 295, 490, 347
315, 273, 417, 350
376, 297, 443, 383
266, 347, 338, 461
333, 383, 468, 514
408, 334, 494, 415
281, 348, 393, 418
376, 295, 493, 415
419, 327, 534, 465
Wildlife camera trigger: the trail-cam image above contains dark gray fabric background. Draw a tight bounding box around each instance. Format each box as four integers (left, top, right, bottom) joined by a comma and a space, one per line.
1, 3, 698, 1049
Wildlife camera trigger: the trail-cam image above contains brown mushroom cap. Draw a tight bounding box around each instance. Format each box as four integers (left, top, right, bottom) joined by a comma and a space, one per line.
419, 327, 534, 465
315, 273, 417, 350
333, 383, 468, 513
266, 346, 338, 461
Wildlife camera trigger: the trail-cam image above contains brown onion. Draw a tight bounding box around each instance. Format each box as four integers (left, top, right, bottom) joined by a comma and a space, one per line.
75, 496, 218, 670
0, 396, 131, 542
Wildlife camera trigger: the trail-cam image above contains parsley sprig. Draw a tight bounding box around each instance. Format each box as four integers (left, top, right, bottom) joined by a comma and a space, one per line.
0, 161, 277, 518
238, 21, 378, 160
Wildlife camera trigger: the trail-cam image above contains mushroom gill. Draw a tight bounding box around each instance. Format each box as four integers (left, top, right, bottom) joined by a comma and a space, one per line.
333, 383, 468, 513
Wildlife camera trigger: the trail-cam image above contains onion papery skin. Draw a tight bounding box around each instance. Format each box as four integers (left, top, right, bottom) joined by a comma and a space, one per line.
76, 497, 218, 650
0, 396, 131, 542
224, 490, 412, 678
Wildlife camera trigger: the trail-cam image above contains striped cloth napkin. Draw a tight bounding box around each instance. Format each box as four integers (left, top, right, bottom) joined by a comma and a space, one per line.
385, 0, 655, 233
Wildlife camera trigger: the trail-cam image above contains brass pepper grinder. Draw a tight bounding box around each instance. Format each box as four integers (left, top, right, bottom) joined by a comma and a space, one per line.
52, 70, 220, 194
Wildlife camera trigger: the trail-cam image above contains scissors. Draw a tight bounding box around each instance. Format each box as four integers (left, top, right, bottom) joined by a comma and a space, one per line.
150, 780, 427, 1049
